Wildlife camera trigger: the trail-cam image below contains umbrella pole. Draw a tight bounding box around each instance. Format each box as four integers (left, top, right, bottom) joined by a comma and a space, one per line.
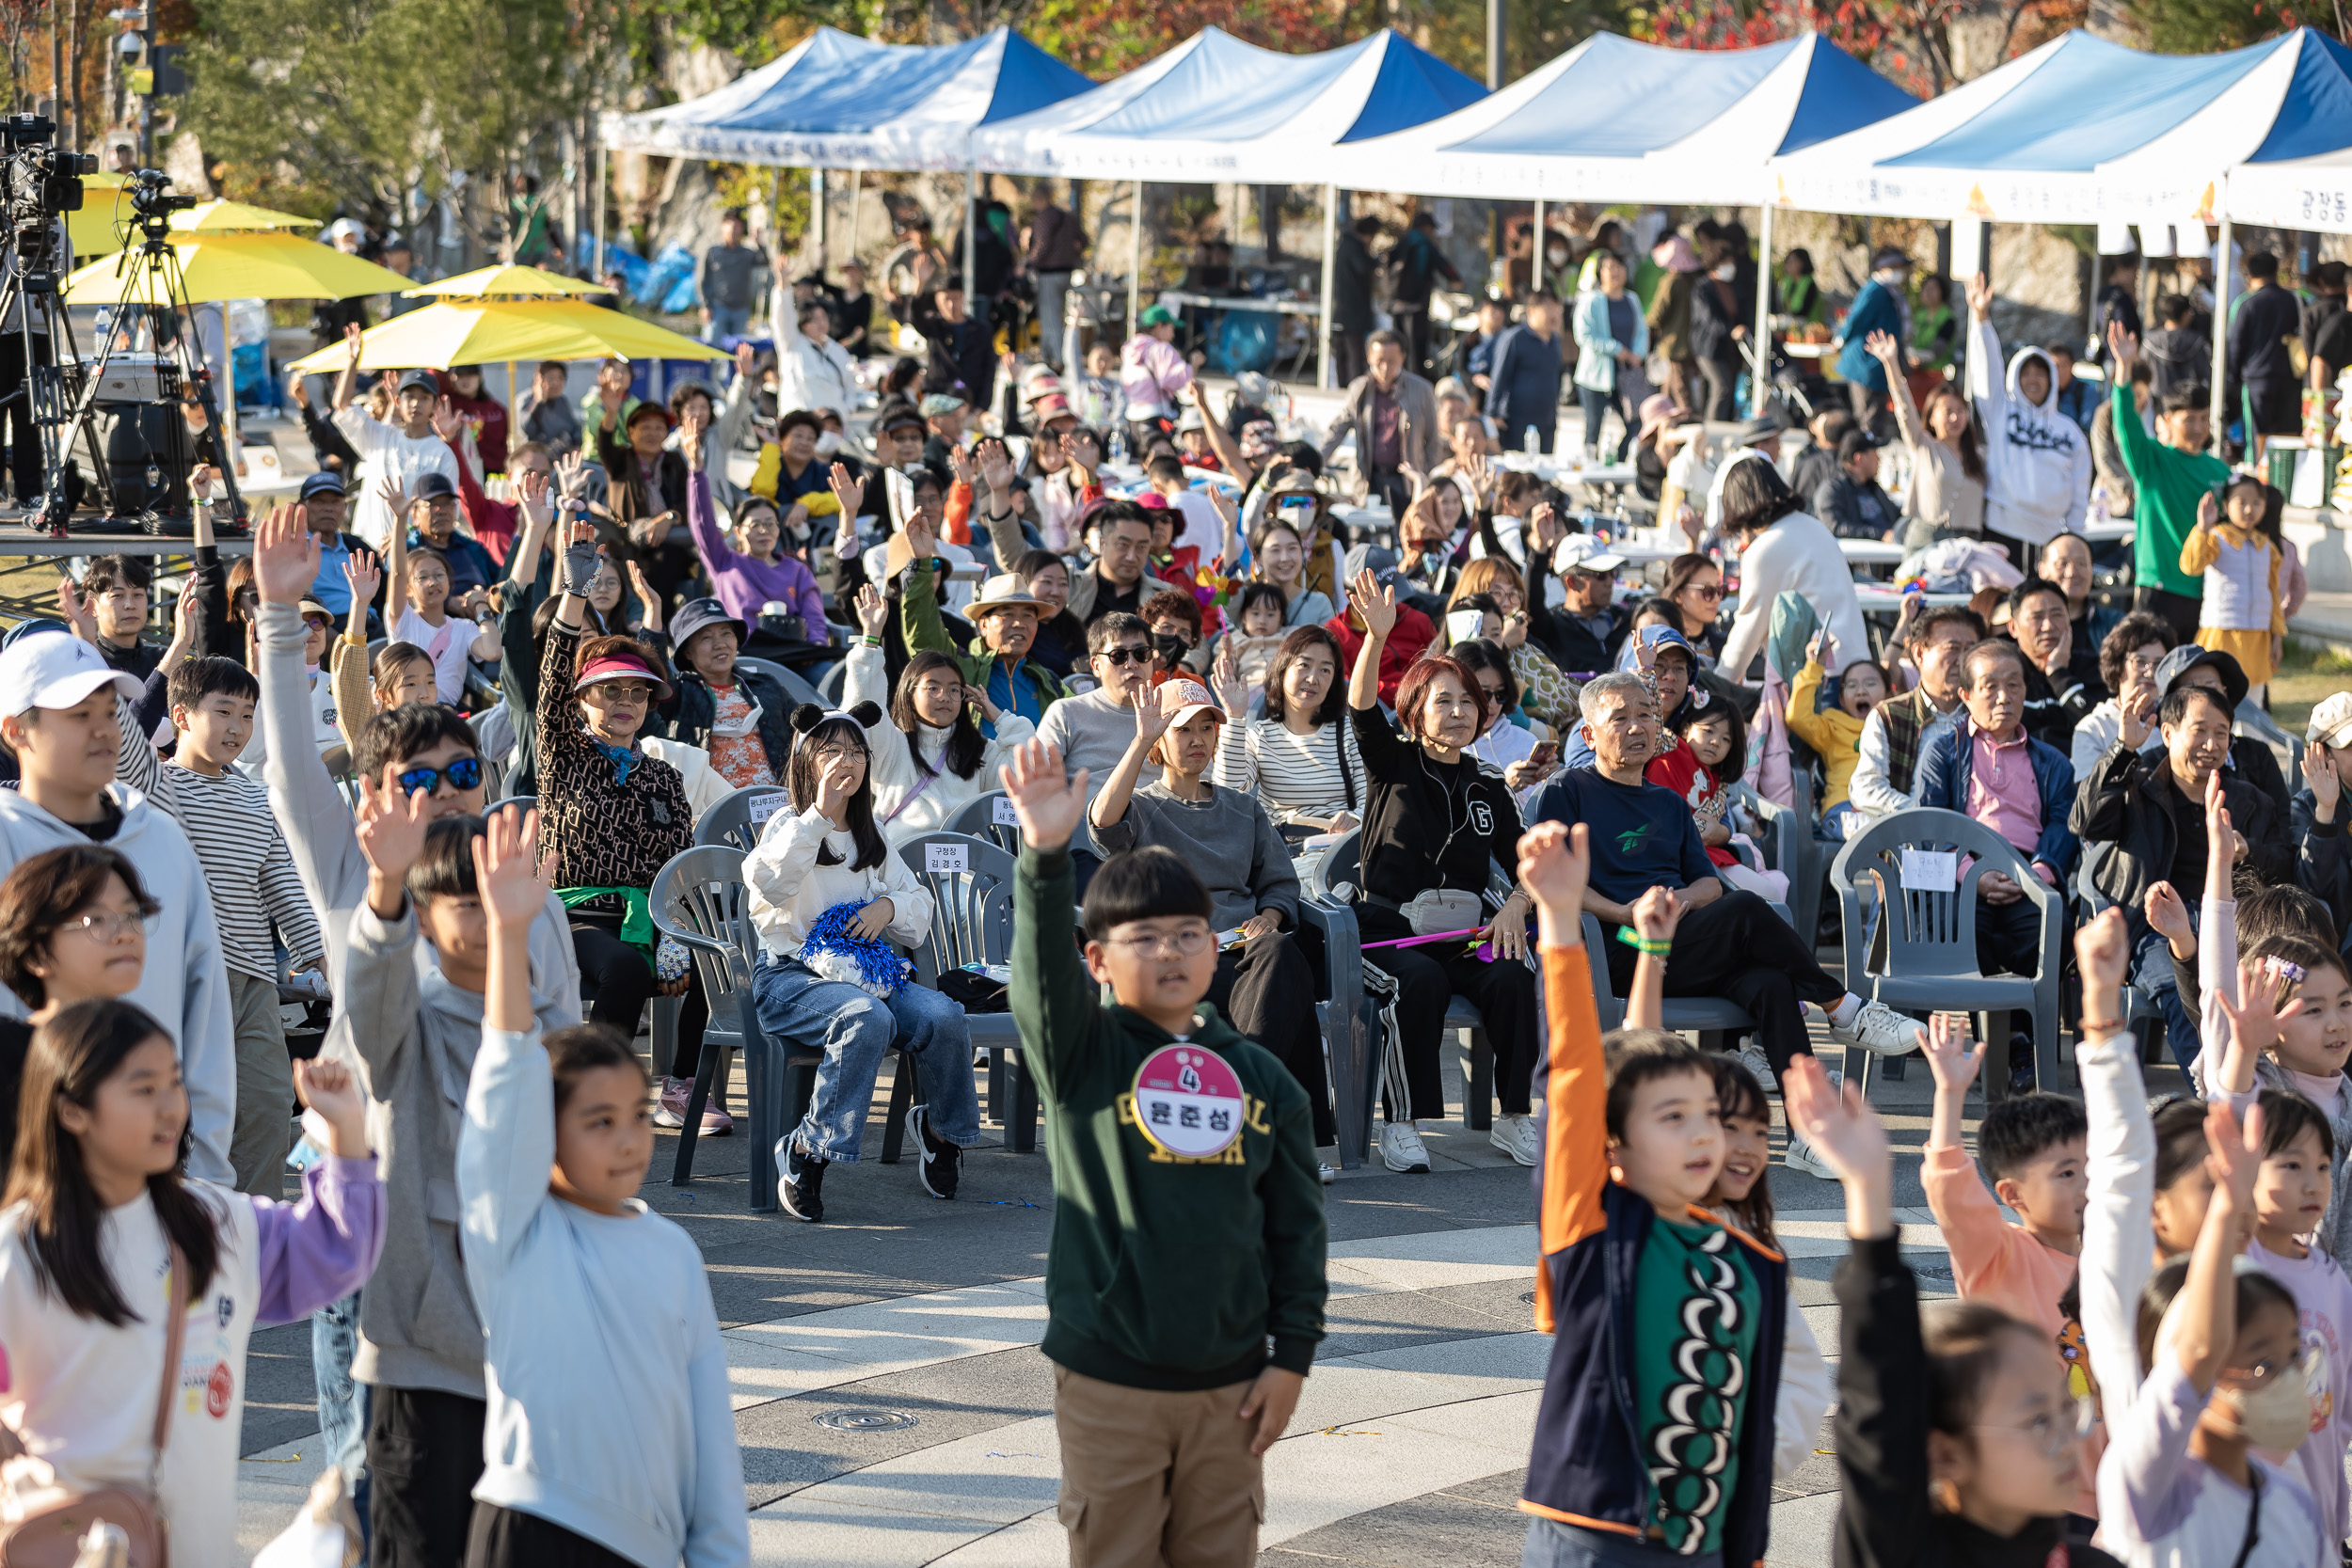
963, 168, 977, 303
1127, 181, 1142, 339
1319, 184, 1337, 390
594, 144, 608, 277
1532, 199, 1545, 295
1752, 200, 1775, 418
222, 322, 238, 472
2211, 202, 2233, 465
507, 359, 519, 458
847, 170, 863, 267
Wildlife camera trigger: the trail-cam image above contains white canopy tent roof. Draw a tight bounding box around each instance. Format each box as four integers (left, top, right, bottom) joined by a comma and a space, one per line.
1314, 31, 1914, 204
967, 27, 1485, 182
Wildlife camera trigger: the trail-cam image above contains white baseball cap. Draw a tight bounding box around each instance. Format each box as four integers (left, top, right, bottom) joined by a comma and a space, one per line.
0, 632, 142, 721
1552, 534, 1628, 577
2311, 691, 2352, 751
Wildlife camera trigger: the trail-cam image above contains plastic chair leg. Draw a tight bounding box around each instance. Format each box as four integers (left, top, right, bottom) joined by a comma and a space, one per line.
670, 1039, 724, 1187
746, 1029, 778, 1213
1460, 1028, 1494, 1132
999, 1047, 1039, 1152
880, 1051, 916, 1164
648, 994, 683, 1079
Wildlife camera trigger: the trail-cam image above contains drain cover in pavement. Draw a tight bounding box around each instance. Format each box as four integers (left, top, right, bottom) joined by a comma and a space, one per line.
813, 1407, 918, 1433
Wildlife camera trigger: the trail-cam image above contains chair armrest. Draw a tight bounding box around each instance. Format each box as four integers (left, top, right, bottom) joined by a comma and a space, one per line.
648, 904, 757, 992
1580, 912, 1626, 1032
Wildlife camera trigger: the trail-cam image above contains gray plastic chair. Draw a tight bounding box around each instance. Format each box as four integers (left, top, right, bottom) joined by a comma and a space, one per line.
1830, 807, 2066, 1099
895, 832, 1033, 1151
693, 784, 791, 852
649, 846, 786, 1211
819, 661, 849, 705
942, 790, 1023, 855
2237, 698, 2303, 794
737, 655, 824, 710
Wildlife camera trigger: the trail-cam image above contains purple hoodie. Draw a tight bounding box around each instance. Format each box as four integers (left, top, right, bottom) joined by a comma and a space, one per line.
683, 469, 828, 638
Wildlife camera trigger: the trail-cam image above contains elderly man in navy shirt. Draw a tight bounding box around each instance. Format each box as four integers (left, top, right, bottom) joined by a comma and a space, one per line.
1529, 671, 1923, 1171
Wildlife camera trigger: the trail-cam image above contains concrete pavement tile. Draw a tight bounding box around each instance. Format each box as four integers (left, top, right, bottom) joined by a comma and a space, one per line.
1258, 1467, 1531, 1565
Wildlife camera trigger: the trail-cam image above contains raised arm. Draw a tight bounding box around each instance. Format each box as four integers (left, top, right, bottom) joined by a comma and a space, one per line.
249, 1056, 384, 1324
1343, 567, 1393, 714
1866, 330, 1928, 454
1184, 383, 1255, 488
1089, 684, 1181, 837
2075, 909, 2157, 1419
1961, 275, 2005, 419
1519, 822, 1601, 1329
459, 807, 558, 1298
1003, 738, 1102, 1095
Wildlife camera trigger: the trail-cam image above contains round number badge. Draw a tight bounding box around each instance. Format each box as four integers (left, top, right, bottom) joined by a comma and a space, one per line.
1131, 1043, 1248, 1160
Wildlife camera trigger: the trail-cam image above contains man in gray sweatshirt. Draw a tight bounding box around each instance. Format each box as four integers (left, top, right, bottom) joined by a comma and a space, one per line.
1035, 611, 1155, 888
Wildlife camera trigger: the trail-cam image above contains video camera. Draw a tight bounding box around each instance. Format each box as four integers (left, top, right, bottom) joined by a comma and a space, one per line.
122, 166, 196, 244
0, 116, 96, 265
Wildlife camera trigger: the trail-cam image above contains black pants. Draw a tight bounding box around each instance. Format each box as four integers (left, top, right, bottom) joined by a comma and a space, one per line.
571, 916, 710, 1078
1977, 894, 2063, 1042
0, 331, 47, 506
1363, 465, 1414, 522
2134, 584, 2202, 646
369, 1386, 486, 1568
1391, 306, 1433, 377
465, 1502, 633, 1568
1330, 326, 1367, 389
1602, 890, 1847, 1078
1699, 356, 1740, 421
1360, 908, 1541, 1121
1206, 933, 1333, 1145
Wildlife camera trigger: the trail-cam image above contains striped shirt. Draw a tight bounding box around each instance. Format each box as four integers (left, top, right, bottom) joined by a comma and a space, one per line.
1212, 717, 1363, 826
117, 717, 323, 982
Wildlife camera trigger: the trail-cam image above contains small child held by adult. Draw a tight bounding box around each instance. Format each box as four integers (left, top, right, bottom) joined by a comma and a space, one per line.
457, 809, 748, 1567
1000, 737, 1325, 1568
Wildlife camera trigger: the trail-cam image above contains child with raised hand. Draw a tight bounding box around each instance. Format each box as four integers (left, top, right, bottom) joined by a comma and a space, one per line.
1515, 820, 1789, 1565
2095, 1096, 2328, 1567
457, 808, 748, 1568
0, 1002, 384, 1564
1785, 628, 1886, 837
999, 737, 1325, 1568
1782, 1055, 2123, 1568
2204, 927, 2352, 1269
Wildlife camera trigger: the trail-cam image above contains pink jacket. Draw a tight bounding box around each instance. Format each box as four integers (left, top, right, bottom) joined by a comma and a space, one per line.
1120, 336, 1193, 419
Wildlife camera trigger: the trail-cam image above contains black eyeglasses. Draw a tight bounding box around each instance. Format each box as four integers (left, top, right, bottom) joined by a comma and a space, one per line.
395, 756, 484, 796
1097, 644, 1152, 666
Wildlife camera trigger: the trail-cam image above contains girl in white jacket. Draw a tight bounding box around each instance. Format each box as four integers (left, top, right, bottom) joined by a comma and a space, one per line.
1964, 274, 2090, 557
743, 708, 983, 1220
0, 1001, 383, 1562
845, 587, 1035, 847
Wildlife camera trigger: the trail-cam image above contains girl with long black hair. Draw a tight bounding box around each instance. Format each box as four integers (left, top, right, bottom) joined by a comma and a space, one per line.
743, 707, 982, 1222
845, 586, 1036, 846
0, 999, 382, 1562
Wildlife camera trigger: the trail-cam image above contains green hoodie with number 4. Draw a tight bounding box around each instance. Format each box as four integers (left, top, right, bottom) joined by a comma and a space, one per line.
1012, 844, 1327, 1390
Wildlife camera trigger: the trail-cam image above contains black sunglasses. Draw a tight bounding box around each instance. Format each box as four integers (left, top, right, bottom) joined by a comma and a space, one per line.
1096, 644, 1152, 666
395, 756, 484, 796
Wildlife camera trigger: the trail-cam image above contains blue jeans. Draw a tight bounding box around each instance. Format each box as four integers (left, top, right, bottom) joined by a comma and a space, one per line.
1577, 386, 1630, 460
2134, 924, 2200, 1073
1523, 1518, 1720, 1568
754, 958, 982, 1163
705, 305, 751, 341
312, 1289, 370, 1540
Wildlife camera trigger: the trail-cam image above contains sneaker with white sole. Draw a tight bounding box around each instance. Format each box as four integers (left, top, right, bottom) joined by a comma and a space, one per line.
1490, 1114, 1540, 1166
1827, 999, 1926, 1057
653, 1077, 690, 1129
1379, 1121, 1431, 1174
699, 1097, 733, 1136
1316, 1161, 1338, 1186
907, 1103, 961, 1199
1784, 1133, 1837, 1180
1732, 1044, 1778, 1094
777, 1136, 827, 1223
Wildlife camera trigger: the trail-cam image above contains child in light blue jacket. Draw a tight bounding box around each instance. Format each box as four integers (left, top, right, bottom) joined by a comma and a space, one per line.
458, 809, 749, 1568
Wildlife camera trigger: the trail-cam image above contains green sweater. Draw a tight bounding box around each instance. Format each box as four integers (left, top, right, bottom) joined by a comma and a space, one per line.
2109, 375, 2229, 600
901, 561, 1066, 721
1011, 844, 1327, 1389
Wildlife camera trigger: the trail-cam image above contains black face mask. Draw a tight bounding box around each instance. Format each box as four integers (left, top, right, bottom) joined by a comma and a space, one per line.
1153, 633, 1191, 672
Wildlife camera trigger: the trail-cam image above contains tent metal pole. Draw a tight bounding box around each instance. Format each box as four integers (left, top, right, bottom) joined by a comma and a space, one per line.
2211, 205, 2233, 466
505, 360, 519, 451
593, 144, 607, 275
812, 168, 826, 252
1532, 199, 1545, 295
1319, 184, 1337, 389
847, 170, 863, 267
1127, 181, 1142, 337
963, 167, 977, 302
1752, 200, 1775, 416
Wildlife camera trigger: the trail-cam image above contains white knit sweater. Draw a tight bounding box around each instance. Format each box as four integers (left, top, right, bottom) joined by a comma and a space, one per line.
844, 643, 1037, 847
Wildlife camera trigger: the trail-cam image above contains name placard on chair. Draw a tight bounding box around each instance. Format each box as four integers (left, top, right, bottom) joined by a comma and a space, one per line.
992, 796, 1021, 828
926, 842, 970, 874
748, 793, 788, 827
1899, 849, 1958, 893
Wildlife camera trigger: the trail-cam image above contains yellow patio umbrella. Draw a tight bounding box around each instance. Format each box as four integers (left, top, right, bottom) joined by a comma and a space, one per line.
404, 262, 607, 298
167, 198, 322, 234
61, 230, 410, 307
287, 296, 726, 446
67, 173, 131, 258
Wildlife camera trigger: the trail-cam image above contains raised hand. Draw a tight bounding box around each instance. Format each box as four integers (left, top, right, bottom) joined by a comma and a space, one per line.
853, 583, 889, 638
625, 562, 662, 632
254, 502, 322, 606
2312, 740, 2344, 822
1963, 272, 1993, 317
342, 548, 382, 612
354, 764, 434, 883
1515, 821, 1592, 944
189, 462, 216, 503
1863, 329, 1901, 366
733, 341, 755, 383
2219, 958, 2303, 1060
429, 396, 461, 444
1344, 566, 1397, 640
902, 507, 939, 564
2142, 880, 2193, 953
287, 371, 311, 411
342, 321, 364, 363
555, 450, 588, 501
827, 461, 866, 523
1211, 636, 1248, 715
679, 403, 706, 471
947, 442, 977, 491
1137, 681, 1185, 744
997, 737, 1089, 851
1782, 1054, 1893, 1201
469, 805, 550, 932
1629, 884, 1686, 946
55, 576, 96, 642
517, 467, 551, 525
1922, 1011, 1986, 1096
2106, 318, 2139, 367
291, 1057, 371, 1159
1059, 431, 1096, 483
376, 476, 409, 528
2204, 1098, 2264, 1223
977, 438, 1015, 498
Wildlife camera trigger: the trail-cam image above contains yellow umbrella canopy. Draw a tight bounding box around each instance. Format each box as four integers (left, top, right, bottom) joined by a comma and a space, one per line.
284, 298, 727, 372
67, 173, 130, 259
405, 263, 607, 299
167, 198, 321, 234
60, 231, 412, 306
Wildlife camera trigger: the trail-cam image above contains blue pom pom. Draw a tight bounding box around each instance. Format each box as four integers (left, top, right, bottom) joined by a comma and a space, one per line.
798, 900, 913, 998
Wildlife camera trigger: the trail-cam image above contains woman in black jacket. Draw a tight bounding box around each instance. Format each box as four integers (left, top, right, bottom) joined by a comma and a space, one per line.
1691, 240, 1750, 421
1782, 1055, 2122, 1568
657, 596, 794, 788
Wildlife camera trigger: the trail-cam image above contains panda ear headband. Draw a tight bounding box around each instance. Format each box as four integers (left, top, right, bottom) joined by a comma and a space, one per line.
789, 702, 884, 749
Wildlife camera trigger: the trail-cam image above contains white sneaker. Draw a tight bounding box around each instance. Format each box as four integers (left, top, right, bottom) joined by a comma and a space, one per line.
1491, 1114, 1541, 1167
1733, 1043, 1778, 1093
1784, 1133, 1837, 1180
1379, 1121, 1431, 1174
1827, 999, 1925, 1057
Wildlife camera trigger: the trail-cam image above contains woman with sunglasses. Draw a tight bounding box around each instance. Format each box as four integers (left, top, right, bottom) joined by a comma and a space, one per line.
1662, 552, 1727, 665
537, 521, 716, 1134
0, 846, 162, 1174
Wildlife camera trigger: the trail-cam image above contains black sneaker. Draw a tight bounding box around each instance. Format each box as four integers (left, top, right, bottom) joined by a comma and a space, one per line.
909, 1103, 961, 1199
2008, 1033, 2037, 1095
777, 1135, 827, 1223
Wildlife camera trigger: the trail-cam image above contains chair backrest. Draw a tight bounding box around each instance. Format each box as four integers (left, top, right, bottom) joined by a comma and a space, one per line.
738, 655, 823, 710
649, 845, 762, 1004
494, 794, 536, 816
819, 661, 849, 705
1301, 827, 1363, 905
694, 784, 791, 851
2237, 698, 2303, 794
895, 832, 1018, 984
1828, 806, 2056, 979
942, 790, 1023, 854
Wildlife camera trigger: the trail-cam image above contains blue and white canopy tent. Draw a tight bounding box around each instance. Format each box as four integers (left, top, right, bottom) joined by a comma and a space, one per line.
1318, 32, 1914, 405
968, 27, 1485, 384
1767, 26, 2352, 437
597, 25, 1094, 298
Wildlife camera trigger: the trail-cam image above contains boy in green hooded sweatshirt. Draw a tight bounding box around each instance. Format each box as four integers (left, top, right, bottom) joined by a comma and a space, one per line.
2106, 317, 2230, 643
1001, 736, 1327, 1567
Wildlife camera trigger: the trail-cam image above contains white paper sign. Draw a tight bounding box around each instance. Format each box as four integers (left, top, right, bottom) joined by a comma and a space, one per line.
992, 796, 1022, 828
1899, 849, 1958, 893
747, 792, 789, 826
926, 842, 970, 874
